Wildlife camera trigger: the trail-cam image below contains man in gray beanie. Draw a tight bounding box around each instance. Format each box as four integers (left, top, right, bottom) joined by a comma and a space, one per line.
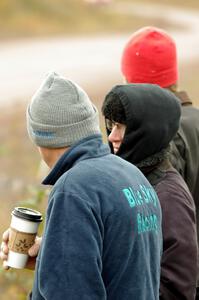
1, 72, 162, 300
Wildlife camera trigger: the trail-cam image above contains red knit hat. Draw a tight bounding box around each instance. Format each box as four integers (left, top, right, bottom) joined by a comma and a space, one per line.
121, 26, 178, 87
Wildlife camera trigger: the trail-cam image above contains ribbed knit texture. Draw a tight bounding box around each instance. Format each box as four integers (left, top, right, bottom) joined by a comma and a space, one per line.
27, 72, 100, 148
121, 26, 178, 87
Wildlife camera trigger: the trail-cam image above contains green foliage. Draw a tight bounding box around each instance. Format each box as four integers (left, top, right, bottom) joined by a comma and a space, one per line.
19, 185, 48, 208
0, 0, 181, 38
0, 145, 10, 156
0, 0, 107, 37
0, 0, 199, 37
0, 266, 34, 300
18, 184, 48, 234
125, 0, 199, 8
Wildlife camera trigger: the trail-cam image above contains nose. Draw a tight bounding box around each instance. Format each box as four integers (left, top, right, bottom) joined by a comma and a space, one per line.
108, 125, 122, 144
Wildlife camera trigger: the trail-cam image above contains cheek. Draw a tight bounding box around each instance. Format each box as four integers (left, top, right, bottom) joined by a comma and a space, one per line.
121, 129, 126, 139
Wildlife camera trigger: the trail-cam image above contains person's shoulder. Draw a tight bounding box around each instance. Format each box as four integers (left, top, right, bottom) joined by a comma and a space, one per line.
182, 104, 199, 118
155, 168, 191, 198
180, 106, 199, 139
156, 168, 196, 216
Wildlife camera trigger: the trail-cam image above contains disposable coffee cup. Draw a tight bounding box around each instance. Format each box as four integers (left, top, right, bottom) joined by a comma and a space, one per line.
7, 207, 42, 269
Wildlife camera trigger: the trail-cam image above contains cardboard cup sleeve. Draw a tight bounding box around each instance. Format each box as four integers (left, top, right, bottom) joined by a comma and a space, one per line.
8, 227, 36, 255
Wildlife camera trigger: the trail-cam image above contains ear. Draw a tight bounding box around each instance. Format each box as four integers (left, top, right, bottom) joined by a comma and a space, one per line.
37, 146, 43, 156
37, 146, 47, 164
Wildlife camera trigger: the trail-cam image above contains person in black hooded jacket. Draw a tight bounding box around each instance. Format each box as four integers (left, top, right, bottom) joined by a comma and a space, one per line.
102, 83, 198, 300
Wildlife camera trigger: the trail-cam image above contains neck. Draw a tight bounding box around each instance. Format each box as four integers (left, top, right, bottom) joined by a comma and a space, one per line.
38, 146, 69, 168
165, 83, 178, 93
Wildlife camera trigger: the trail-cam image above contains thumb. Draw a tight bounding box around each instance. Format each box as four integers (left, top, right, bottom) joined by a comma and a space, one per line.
28, 236, 42, 257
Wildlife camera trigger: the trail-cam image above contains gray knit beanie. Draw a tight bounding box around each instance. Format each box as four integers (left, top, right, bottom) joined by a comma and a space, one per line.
27, 72, 100, 148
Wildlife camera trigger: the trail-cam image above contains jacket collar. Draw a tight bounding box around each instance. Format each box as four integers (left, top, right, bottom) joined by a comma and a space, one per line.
42, 134, 110, 185
145, 159, 172, 186
174, 91, 192, 106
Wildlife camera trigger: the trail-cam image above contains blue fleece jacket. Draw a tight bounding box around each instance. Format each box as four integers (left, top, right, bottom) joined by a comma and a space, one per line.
31, 135, 162, 300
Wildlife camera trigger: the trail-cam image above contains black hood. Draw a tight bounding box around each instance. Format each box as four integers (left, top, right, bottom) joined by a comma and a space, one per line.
103, 83, 181, 165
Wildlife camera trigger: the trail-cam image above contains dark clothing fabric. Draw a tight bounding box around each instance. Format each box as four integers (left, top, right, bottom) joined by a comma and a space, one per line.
31, 134, 162, 300
170, 91, 199, 286
171, 91, 199, 204
196, 287, 199, 300
148, 161, 198, 300
103, 85, 198, 300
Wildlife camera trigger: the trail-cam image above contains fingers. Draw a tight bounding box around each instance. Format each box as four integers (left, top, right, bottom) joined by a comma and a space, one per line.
2, 229, 10, 242
1, 241, 9, 255
26, 236, 42, 270
26, 256, 37, 270
1, 228, 9, 258
0, 229, 10, 270
0, 244, 8, 260
0, 232, 9, 260
3, 260, 9, 270
28, 236, 42, 257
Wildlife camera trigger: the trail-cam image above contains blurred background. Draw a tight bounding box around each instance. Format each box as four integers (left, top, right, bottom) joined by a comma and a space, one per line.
0, 0, 199, 298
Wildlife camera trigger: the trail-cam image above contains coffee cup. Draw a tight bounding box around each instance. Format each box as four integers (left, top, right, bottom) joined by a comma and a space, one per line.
7, 207, 42, 269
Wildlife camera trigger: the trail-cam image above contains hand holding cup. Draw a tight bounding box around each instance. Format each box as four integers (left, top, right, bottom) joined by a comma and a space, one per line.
0, 207, 42, 269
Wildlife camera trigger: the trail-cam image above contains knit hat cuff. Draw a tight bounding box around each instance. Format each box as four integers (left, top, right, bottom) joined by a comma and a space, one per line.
123, 65, 178, 88
27, 105, 100, 148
